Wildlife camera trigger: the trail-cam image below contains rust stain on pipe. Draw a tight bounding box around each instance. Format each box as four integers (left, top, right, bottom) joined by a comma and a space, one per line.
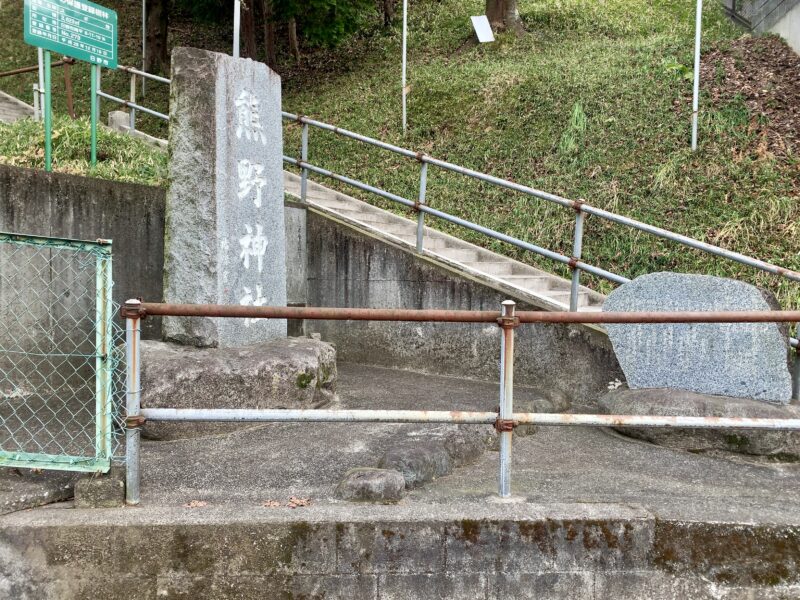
135, 303, 800, 325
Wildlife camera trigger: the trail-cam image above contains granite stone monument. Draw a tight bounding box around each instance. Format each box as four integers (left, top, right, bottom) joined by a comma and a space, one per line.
603, 272, 792, 403
163, 47, 287, 347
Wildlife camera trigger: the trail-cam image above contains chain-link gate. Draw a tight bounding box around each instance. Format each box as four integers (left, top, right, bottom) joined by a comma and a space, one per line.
0, 232, 123, 472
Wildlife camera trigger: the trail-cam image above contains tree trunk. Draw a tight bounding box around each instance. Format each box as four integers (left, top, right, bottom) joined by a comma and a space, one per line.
261, 0, 277, 68
485, 0, 523, 34
382, 0, 395, 27
241, 0, 258, 59
288, 17, 301, 64
145, 0, 170, 74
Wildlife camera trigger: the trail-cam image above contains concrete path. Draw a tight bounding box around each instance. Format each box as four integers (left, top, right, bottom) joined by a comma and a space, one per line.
284, 172, 606, 313
0, 90, 34, 123
2, 363, 799, 599
124, 363, 800, 519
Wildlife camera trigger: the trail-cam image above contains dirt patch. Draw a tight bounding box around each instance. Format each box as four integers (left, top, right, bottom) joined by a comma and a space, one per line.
701, 35, 800, 157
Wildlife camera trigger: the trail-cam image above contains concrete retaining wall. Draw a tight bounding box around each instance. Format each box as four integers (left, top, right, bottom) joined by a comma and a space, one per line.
2, 504, 798, 599
0, 165, 619, 403
305, 211, 621, 406
0, 164, 166, 339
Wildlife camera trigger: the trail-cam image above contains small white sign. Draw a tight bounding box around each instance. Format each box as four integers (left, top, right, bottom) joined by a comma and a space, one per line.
471, 15, 495, 43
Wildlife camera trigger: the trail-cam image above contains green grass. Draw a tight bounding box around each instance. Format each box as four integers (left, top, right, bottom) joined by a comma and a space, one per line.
0, 115, 167, 186
0, 0, 798, 307
280, 0, 799, 307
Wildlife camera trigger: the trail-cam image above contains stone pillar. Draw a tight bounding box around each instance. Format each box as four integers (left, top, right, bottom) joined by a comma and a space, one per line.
164, 47, 287, 347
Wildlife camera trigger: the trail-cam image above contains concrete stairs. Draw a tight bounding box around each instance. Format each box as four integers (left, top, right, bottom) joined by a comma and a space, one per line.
0, 90, 34, 124
284, 172, 606, 313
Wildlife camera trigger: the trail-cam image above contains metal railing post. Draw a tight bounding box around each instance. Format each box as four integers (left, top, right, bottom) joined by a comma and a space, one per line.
497, 300, 517, 498
129, 72, 137, 132
691, 0, 703, 151
300, 122, 309, 203
124, 299, 142, 505
569, 208, 585, 312
95, 245, 113, 464
794, 324, 800, 402
416, 161, 428, 253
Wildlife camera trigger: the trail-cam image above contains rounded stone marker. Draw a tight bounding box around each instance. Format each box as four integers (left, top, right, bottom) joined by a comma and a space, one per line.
335, 468, 406, 503
603, 272, 792, 403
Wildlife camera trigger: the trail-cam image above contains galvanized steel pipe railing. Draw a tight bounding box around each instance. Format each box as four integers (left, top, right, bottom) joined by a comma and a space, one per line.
123, 300, 800, 504
280, 112, 800, 309
124, 299, 142, 505
98, 64, 171, 136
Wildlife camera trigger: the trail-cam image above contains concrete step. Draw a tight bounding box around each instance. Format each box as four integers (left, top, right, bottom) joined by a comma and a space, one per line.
463, 261, 514, 276
311, 194, 351, 210
283, 170, 608, 316
396, 234, 450, 250
503, 275, 553, 292
0, 90, 34, 124
337, 208, 396, 225
379, 221, 419, 237
546, 289, 591, 307
433, 247, 481, 263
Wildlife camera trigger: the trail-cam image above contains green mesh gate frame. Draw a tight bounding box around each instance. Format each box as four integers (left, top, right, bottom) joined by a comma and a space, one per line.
0, 232, 124, 472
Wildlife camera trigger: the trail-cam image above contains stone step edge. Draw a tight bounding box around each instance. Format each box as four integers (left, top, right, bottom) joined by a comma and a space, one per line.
4, 502, 799, 589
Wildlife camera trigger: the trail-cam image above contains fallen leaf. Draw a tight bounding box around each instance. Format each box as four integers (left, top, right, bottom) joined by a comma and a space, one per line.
182, 500, 208, 508
287, 496, 311, 509
263, 500, 281, 508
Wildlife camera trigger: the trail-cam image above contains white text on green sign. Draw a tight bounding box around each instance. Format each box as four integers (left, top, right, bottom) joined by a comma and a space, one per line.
24, 0, 118, 69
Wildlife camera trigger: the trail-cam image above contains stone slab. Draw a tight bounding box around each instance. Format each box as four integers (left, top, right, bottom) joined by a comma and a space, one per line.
598, 387, 800, 457
164, 47, 287, 347
74, 467, 125, 509
603, 272, 792, 403
140, 337, 336, 439
0, 468, 78, 516
335, 468, 406, 503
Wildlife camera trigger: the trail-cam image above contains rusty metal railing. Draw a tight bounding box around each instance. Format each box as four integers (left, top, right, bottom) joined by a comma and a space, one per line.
0, 56, 76, 120
122, 300, 800, 505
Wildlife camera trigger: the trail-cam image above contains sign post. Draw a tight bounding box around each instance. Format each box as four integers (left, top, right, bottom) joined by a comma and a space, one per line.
23, 0, 118, 170
90, 64, 98, 165
44, 50, 52, 171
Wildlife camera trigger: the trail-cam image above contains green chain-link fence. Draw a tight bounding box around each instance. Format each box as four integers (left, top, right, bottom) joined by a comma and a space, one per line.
0, 232, 124, 472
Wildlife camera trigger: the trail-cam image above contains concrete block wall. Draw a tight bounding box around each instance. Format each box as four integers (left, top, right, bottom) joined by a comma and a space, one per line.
724, 0, 800, 53
0, 164, 166, 339
3, 507, 799, 599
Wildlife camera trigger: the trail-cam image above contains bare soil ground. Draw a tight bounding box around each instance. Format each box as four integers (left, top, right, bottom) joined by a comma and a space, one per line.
702, 35, 800, 157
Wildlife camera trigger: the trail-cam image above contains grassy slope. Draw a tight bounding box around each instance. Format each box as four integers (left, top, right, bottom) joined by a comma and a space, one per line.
0, 0, 797, 306
0, 115, 167, 186
281, 0, 799, 307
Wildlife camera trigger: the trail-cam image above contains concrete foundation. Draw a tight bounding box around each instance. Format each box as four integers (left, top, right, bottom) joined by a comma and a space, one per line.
4, 503, 799, 599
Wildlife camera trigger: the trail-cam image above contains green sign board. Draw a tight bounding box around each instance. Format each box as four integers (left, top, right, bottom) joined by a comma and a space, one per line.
23, 0, 117, 69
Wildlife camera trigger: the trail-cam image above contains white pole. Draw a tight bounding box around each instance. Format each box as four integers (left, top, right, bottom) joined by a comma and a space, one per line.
691, 0, 703, 151
142, 0, 146, 96
401, 0, 408, 134
37, 47, 45, 121
233, 0, 241, 58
